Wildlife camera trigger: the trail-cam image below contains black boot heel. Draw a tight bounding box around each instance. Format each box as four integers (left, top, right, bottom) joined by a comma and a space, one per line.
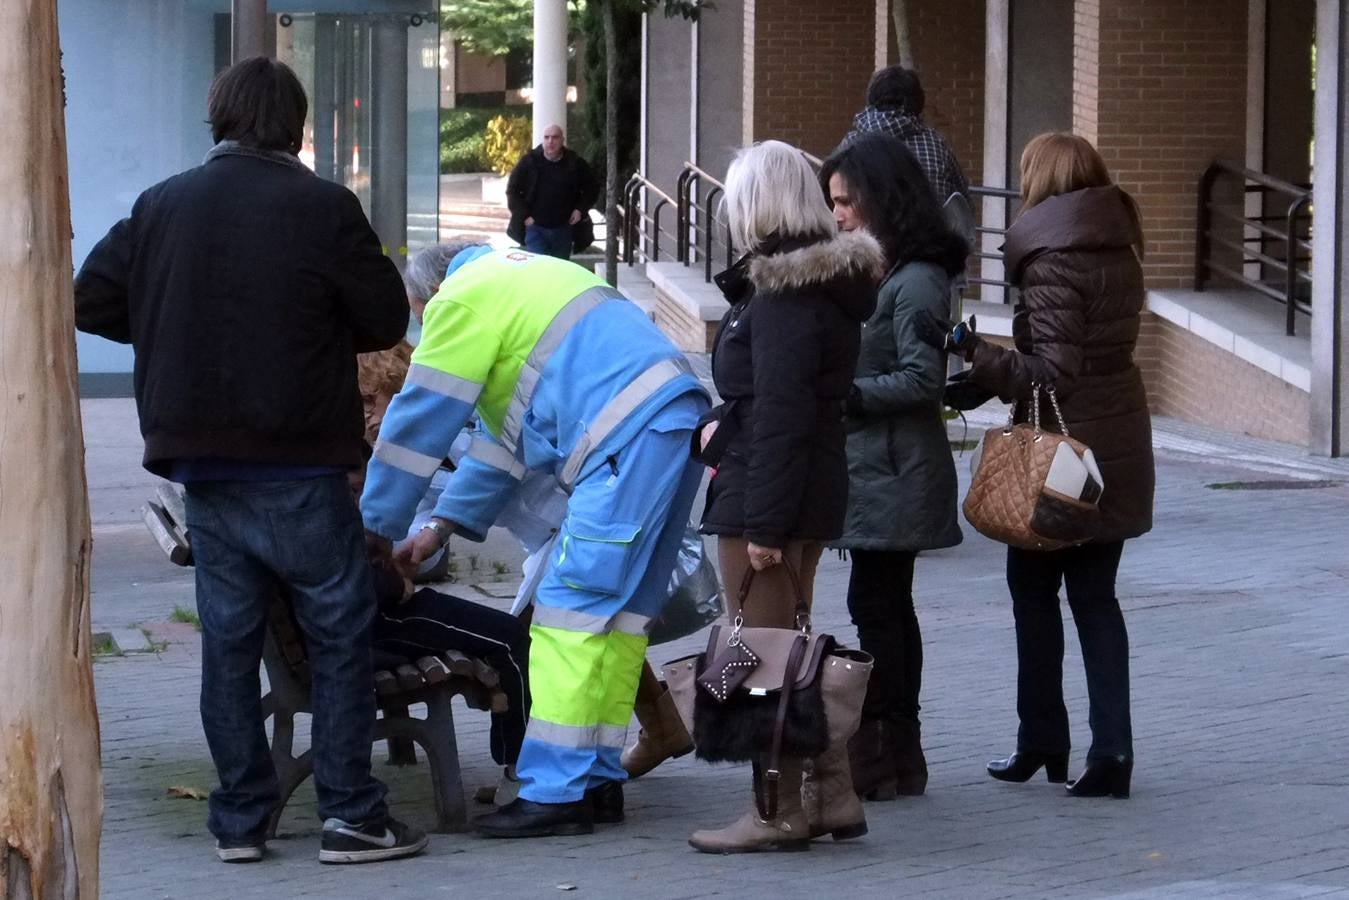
1066, 756, 1132, 798
987, 751, 1070, 784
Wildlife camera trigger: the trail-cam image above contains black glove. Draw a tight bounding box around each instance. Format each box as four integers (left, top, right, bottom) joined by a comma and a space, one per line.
844, 384, 865, 418
915, 310, 981, 359
943, 369, 996, 411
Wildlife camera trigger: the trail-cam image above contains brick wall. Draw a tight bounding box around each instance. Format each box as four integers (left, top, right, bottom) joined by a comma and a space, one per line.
1136, 314, 1310, 445
906, 0, 986, 184
1073, 0, 1248, 290
743, 0, 877, 157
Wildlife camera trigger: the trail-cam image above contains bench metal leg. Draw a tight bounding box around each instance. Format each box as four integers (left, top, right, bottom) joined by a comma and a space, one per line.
266, 705, 313, 839
382, 702, 419, 766
390, 692, 468, 832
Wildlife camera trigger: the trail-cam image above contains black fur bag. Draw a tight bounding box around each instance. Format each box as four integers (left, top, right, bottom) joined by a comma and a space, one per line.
690, 632, 832, 763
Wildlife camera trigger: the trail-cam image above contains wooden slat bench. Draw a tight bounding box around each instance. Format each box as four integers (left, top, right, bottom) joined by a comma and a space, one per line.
142, 485, 507, 833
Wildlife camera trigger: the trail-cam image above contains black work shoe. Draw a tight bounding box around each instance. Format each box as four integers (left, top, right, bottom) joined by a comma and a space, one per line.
586, 780, 625, 824
215, 836, 265, 863
318, 816, 429, 864
476, 798, 594, 838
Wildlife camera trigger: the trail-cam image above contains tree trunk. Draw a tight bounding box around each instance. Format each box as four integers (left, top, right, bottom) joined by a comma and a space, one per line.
602, 0, 620, 287
0, 1, 103, 897
892, 0, 915, 68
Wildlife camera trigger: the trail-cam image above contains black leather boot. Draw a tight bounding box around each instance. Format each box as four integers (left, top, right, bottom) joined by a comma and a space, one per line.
1066, 755, 1132, 798
476, 798, 594, 838
986, 751, 1069, 784
586, 780, 625, 824
848, 719, 899, 800
892, 719, 928, 796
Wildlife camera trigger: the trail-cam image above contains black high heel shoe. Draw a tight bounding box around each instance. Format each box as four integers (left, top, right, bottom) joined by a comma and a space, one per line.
986, 751, 1069, 784
1066, 755, 1132, 798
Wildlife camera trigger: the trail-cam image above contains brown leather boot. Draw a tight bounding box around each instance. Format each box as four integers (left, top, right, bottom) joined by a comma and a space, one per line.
893, 719, 928, 796
620, 684, 693, 779
689, 759, 810, 854
803, 743, 868, 840
848, 719, 899, 800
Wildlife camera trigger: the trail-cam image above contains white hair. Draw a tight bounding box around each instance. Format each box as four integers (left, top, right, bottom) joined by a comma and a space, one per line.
722, 140, 836, 254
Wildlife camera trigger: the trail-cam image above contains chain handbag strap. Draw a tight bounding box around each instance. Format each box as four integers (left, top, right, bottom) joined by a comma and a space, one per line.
731, 561, 811, 643
1007, 383, 1071, 441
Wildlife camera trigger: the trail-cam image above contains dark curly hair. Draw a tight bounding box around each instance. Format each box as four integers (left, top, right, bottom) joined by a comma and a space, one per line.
820, 133, 968, 276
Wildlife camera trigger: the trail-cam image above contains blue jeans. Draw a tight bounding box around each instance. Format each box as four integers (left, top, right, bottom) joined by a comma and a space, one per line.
183, 474, 387, 841
525, 223, 573, 259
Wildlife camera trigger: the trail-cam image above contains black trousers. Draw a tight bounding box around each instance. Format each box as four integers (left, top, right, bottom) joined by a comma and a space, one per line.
1006, 541, 1132, 762
374, 588, 531, 766
846, 549, 922, 725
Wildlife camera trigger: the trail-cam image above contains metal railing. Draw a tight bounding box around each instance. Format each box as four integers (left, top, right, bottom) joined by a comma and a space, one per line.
676, 162, 734, 282
621, 173, 679, 266
1195, 159, 1312, 336
967, 185, 1021, 304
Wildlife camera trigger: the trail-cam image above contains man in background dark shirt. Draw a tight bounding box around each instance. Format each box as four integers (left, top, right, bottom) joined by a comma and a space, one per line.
505, 124, 598, 260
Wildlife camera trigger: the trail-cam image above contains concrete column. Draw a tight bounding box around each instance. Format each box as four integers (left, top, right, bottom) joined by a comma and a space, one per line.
980, 0, 1009, 305
533, 0, 568, 145
371, 17, 409, 270
1311, 0, 1347, 456
231, 0, 268, 62
313, 16, 336, 182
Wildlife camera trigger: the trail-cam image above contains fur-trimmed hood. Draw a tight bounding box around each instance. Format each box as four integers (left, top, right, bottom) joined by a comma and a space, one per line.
748, 229, 885, 294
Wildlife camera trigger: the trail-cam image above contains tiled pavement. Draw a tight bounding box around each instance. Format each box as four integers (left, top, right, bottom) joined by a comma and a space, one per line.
83, 397, 1349, 899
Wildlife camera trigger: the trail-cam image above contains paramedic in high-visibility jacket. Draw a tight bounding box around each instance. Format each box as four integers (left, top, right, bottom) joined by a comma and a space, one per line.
361, 241, 710, 838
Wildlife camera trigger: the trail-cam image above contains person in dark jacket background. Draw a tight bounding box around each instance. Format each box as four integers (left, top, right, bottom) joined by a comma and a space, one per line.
688, 140, 882, 854
504, 124, 598, 259
842, 66, 969, 205
74, 57, 426, 865
917, 132, 1154, 800
821, 134, 965, 803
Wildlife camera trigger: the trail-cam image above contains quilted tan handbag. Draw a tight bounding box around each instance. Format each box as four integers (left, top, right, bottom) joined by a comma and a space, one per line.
963, 384, 1105, 551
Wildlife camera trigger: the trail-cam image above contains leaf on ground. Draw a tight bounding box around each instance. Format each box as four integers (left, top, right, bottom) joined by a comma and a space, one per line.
167, 785, 208, 801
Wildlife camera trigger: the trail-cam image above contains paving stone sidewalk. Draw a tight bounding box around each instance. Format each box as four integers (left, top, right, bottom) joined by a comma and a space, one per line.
83, 398, 1349, 899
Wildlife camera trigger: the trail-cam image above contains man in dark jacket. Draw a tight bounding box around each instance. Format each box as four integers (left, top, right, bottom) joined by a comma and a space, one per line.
74, 57, 426, 867
505, 124, 598, 259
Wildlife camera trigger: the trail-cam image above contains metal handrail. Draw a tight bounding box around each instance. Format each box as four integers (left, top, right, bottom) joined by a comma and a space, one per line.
968, 185, 1021, 303
677, 161, 733, 283
1195, 159, 1312, 336
622, 173, 678, 266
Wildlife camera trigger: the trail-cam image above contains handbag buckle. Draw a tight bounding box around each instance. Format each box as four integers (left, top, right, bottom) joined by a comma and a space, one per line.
728, 614, 745, 647
748, 687, 768, 697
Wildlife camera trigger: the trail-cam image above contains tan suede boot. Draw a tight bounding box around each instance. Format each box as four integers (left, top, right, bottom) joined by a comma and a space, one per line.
620, 686, 693, 779
804, 743, 868, 840
688, 759, 810, 854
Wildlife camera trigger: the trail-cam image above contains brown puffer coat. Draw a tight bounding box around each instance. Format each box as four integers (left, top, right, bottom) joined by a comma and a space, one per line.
967, 185, 1154, 543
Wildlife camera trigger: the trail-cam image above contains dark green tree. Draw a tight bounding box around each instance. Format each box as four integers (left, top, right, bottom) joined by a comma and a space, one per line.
440, 0, 583, 57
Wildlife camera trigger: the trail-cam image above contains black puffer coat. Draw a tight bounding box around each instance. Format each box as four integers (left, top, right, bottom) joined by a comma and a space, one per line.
697, 230, 884, 548
967, 185, 1155, 542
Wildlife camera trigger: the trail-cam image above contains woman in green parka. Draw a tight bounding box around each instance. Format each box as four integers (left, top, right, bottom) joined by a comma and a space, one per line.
821, 134, 968, 801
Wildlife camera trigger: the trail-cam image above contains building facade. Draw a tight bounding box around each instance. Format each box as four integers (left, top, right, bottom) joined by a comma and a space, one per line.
636, 0, 1347, 457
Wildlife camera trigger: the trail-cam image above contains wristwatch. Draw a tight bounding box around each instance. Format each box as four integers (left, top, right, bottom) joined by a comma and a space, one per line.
420, 519, 451, 546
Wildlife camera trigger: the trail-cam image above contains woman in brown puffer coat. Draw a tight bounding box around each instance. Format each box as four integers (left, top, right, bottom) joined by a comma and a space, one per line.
917, 132, 1154, 799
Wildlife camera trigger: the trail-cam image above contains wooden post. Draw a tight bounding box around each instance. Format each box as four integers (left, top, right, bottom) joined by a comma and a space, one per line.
0, 0, 104, 897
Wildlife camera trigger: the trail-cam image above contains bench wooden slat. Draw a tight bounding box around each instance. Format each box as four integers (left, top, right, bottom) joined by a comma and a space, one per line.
156, 483, 188, 532
416, 656, 449, 684
373, 670, 400, 696
471, 658, 500, 689
142, 502, 192, 567
441, 650, 477, 678
394, 664, 425, 691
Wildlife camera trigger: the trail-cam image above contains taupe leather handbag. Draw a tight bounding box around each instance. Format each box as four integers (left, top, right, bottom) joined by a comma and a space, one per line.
963, 383, 1105, 551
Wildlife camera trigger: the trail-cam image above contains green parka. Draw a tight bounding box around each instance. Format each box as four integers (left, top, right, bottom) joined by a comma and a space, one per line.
833, 260, 962, 552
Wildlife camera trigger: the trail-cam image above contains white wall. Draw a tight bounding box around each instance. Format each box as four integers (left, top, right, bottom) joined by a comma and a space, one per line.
61, 0, 225, 375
